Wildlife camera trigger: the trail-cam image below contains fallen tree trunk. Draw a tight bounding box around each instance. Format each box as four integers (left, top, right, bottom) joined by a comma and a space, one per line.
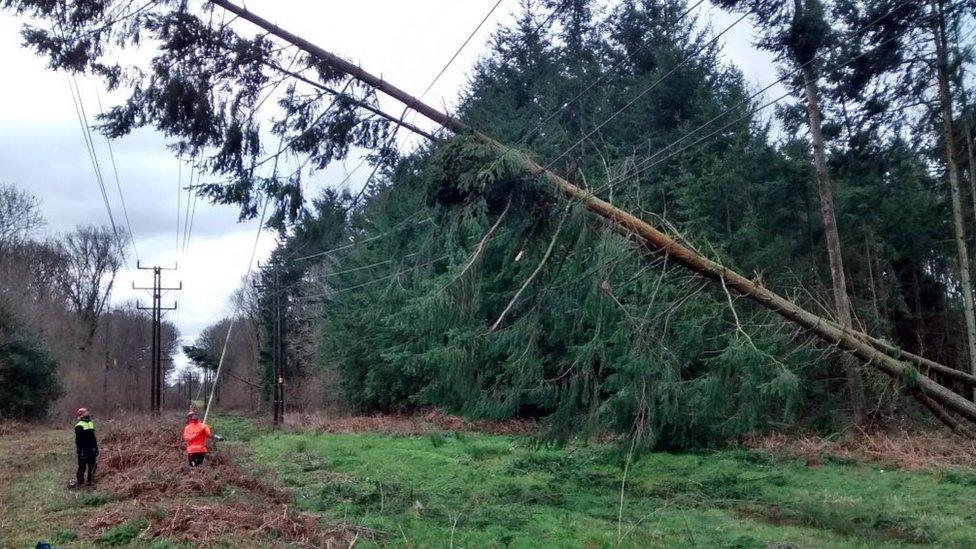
915, 392, 976, 439
208, 0, 976, 427
825, 320, 976, 387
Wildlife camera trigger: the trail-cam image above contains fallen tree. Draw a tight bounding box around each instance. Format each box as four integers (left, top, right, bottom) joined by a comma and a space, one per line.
204, 0, 976, 432
7, 0, 973, 432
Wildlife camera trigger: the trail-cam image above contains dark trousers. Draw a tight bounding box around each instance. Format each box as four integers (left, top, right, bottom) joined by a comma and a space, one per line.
188, 452, 206, 467
77, 449, 97, 485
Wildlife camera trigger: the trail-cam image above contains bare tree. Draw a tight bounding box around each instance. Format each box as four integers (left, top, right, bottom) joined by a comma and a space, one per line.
185, 316, 260, 410
0, 183, 44, 250
54, 225, 126, 345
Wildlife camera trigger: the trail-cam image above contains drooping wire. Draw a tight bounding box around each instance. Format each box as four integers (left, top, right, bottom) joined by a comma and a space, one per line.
299, 253, 452, 301
288, 215, 433, 263
586, 0, 925, 198
94, 87, 141, 265
540, 11, 749, 173
66, 76, 130, 264
343, 0, 507, 208
471, 0, 708, 182
201, 192, 270, 423
176, 160, 182, 258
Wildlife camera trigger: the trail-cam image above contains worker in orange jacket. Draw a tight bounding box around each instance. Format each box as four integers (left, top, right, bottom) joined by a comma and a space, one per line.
182, 410, 212, 467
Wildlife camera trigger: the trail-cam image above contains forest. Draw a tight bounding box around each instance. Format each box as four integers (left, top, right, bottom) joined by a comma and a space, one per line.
7, 0, 976, 545
0, 0, 974, 449
245, 0, 976, 449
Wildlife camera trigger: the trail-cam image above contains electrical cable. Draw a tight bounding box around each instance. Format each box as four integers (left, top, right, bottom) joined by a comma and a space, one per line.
66, 76, 130, 264
343, 0, 506, 208
588, 0, 924, 197
541, 12, 749, 173
300, 253, 451, 301
94, 87, 141, 264
288, 215, 433, 263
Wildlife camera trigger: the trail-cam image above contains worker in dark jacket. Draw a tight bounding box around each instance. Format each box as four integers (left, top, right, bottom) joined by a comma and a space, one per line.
74, 407, 98, 487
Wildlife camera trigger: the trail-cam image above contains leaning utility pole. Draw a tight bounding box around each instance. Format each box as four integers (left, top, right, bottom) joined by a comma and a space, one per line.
255, 259, 286, 426
135, 262, 181, 415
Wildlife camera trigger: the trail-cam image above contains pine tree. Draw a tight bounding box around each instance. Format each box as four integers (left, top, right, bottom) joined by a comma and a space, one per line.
715, 0, 866, 422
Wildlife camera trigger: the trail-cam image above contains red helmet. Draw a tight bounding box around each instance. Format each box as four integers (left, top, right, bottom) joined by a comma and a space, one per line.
75, 407, 88, 418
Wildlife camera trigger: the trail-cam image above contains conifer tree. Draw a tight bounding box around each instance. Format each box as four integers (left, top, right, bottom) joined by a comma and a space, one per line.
716, 0, 866, 422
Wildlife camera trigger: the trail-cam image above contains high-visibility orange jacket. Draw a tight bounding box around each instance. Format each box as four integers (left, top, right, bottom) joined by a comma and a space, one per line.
183, 421, 212, 454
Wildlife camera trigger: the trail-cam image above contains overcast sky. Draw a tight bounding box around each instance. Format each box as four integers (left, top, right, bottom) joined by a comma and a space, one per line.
0, 1, 775, 374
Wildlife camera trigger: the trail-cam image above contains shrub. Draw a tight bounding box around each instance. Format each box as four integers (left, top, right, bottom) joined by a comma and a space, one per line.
0, 304, 60, 419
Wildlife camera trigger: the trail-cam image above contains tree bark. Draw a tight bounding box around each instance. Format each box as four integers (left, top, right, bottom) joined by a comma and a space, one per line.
800, 64, 867, 423
207, 0, 976, 429
966, 120, 976, 244
931, 0, 976, 400
865, 234, 881, 324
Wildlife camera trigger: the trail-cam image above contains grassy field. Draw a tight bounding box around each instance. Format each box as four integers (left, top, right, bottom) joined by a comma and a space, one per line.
3, 416, 976, 547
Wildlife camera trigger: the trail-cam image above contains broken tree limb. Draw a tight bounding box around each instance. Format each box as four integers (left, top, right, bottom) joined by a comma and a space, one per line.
490, 200, 570, 332
446, 194, 513, 291
207, 0, 976, 427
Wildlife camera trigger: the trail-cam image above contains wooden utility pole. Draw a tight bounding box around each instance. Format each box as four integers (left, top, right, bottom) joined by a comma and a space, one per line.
135, 262, 180, 415
254, 259, 286, 426
931, 0, 976, 400
205, 0, 976, 429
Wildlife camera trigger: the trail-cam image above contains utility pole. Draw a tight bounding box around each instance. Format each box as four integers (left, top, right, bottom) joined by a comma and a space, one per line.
135, 262, 181, 415
254, 258, 286, 426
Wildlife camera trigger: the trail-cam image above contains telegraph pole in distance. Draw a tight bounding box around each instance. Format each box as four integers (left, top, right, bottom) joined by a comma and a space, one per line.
135, 262, 180, 415
255, 258, 286, 426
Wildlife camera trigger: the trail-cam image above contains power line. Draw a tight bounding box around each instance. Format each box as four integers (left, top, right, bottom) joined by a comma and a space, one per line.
589, 0, 925, 197
422, 0, 503, 102
527, 0, 706, 151
200, 125, 291, 422
288, 215, 433, 263
183, 172, 200, 257
201, 194, 270, 422
66, 76, 130, 264
94, 87, 141, 264
177, 160, 182, 257
230, 213, 434, 308
471, 0, 707, 184
345, 0, 506, 207
181, 163, 197, 260
541, 11, 749, 172
259, 251, 426, 304
300, 253, 451, 301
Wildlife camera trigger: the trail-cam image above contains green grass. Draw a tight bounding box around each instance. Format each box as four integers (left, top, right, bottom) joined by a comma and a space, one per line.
0, 429, 96, 548
5, 417, 976, 547
250, 431, 976, 548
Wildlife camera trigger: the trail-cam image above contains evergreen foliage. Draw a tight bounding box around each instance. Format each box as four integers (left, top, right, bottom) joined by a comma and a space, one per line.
4, 0, 975, 443
0, 304, 61, 419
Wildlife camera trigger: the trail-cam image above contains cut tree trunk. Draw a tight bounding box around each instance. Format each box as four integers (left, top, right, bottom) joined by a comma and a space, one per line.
207, 0, 976, 429
801, 64, 867, 423
931, 0, 976, 401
